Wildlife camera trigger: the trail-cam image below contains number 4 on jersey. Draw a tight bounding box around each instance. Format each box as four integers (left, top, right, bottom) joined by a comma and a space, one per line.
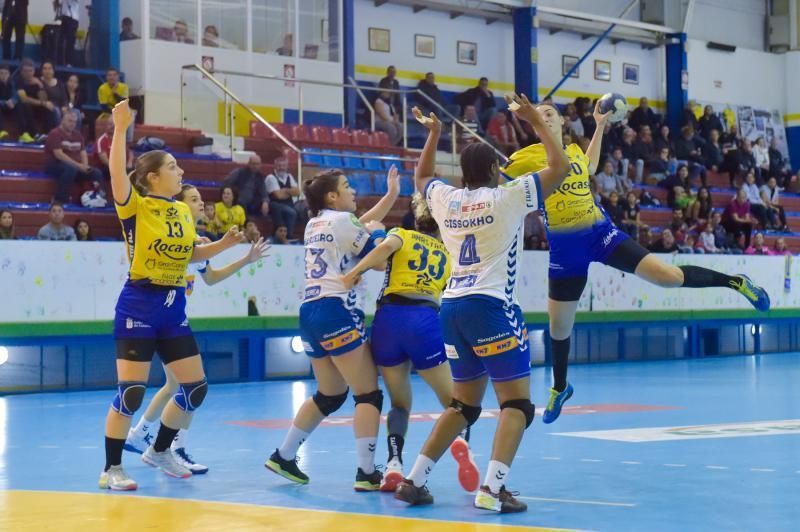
458, 234, 480, 266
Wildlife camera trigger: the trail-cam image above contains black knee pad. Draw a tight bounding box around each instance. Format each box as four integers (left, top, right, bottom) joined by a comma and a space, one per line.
449, 398, 482, 426
353, 389, 384, 412
174, 379, 208, 412
112, 381, 146, 416
501, 398, 536, 428
313, 389, 349, 416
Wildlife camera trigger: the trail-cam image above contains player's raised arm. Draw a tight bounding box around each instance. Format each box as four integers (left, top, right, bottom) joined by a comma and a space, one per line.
585, 100, 612, 174
359, 165, 400, 225
506, 94, 569, 198
110, 100, 133, 204
412, 106, 442, 194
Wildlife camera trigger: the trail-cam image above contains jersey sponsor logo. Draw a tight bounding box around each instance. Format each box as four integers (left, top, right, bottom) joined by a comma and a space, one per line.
461, 201, 492, 213
444, 344, 459, 359
443, 215, 494, 228
304, 286, 321, 299
164, 289, 177, 307
148, 238, 193, 261
523, 180, 535, 208
602, 227, 620, 247
145, 258, 156, 270
150, 209, 161, 218
555, 180, 591, 197
348, 213, 361, 227
320, 327, 362, 351
310, 220, 331, 230
305, 233, 334, 244
125, 318, 152, 329
473, 334, 518, 357
449, 274, 477, 289
166, 207, 179, 219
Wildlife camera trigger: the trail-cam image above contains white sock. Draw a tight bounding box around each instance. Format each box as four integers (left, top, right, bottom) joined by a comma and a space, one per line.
407, 455, 436, 487
133, 414, 156, 436
484, 460, 510, 494
355, 437, 377, 474
278, 425, 310, 460
171, 429, 187, 450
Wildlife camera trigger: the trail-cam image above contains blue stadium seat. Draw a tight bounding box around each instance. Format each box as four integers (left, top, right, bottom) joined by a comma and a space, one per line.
302, 151, 323, 166
382, 156, 402, 171
321, 149, 344, 168
349, 173, 374, 195
342, 151, 363, 170
399, 176, 414, 197
362, 153, 384, 171
373, 173, 388, 195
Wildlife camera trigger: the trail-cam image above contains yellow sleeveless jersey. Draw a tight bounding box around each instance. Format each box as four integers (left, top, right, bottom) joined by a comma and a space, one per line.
502, 143, 605, 232
380, 228, 450, 303
115, 188, 197, 287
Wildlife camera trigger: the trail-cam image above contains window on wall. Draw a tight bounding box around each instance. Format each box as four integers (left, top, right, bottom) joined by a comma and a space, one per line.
151, 0, 198, 44
298, 0, 339, 62
201, 0, 247, 50
252, 0, 295, 56
119, 0, 143, 42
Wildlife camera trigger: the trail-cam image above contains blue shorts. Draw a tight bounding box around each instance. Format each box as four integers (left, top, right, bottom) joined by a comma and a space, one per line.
439, 295, 530, 383
113, 282, 198, 363
371, 304, 446, 370
300, 297, 366, 358
547, 218, 629, 279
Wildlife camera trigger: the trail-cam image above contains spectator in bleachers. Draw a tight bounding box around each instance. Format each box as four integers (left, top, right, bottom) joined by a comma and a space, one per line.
653, 124, 674, 158
603, 191, 625, 228
486, 111, 518, 156
120, 17, 139, 41
55, 0, 80, 66
276, 33, 293, 56
197, 202, 221, 240
173, 20, 194, 44
649, 228, 679, 253
458, 105, 483, 149
45, 111, 102, 203
16, 58, 51, 142
622, 191, 646, 240
698, 105, 722, 141
416, 72, 447, 114
720, 123, 741, 150
734, 138, 756, 187
564, 103, 584, 138
608, 146, 628, 185
670, 206, 689, 242
457, 77, 496, 129
689, 186, 713, 227
723, 187, 754, 249
1, 0, 27, 61
681, 102, 699, 131
768, 138, 792, 188
745, 232, 771, 255
648, 147, 670, 183
215, 185, 246, 234
0, 209, 13, 239
760, 176, 788, 231
40, 61, 70, 131
265, 155, 302, 235
224, 154, 270, 217
267, 225, 292, 245
629, 97, 658, 133
709, 210, 737, 253
632, 126, 657, 184
772, 237, 791, 256
94, 119, 133, 180
73, 218, 92, 241
510, 111, 535, 148
378, 65, 401, 110
64, 74, 84, 128
660, 164, 689, 207
674, 126, 707, 186
742, 170, 768, 229
752, 136, 770, 183
595, 160, 622, 201
523, 211, 547, 251
577, 97, 597, 140
679, 234, 699, 254
98, 67, 129, 119
244, 218, 262, 243
697, 222, 720, 253
702, 129, 723, 173
37, 202, 75, 240
202, 25, 220, 47
374, 89, 401, 145
0, 64, 16, 140
672, 186, 695, 217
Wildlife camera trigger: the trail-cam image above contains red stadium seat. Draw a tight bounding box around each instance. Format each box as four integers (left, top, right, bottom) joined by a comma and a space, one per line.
289, 124, 309, 142
311, 126, 333, 143
351, 129, 373, 147
332, 128, 352, 145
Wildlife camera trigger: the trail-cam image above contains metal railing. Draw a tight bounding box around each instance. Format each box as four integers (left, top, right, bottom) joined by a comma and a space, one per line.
179, 64, 505, 179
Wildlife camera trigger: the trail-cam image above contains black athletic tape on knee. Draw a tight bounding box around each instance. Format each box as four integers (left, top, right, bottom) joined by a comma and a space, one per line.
313, 389, 349, 416
449, 398, 482, 426
174, 379, 208, 412
500, 399, 535, 428
112, 381, 146, 416
353, 389, 384, 412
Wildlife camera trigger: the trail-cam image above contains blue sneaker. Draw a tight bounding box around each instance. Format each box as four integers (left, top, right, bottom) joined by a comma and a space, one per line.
542, 383, 573, 424
732, 275, 770, 312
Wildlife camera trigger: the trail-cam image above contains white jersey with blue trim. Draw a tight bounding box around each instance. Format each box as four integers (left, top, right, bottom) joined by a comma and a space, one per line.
303, 209, 372, 303
425, 174, 541, 305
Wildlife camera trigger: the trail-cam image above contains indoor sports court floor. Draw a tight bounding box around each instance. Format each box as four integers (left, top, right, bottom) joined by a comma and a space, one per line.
2, 353, 799, 531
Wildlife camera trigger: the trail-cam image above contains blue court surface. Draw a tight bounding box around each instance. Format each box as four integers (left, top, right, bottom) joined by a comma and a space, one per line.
2, 353, 799, 531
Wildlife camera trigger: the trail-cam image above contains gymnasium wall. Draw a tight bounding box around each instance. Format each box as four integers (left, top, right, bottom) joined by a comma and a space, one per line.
0, 241, 796, 324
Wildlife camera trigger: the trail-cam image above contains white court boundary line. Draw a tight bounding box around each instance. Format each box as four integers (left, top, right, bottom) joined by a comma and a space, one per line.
517, 496, 636, 508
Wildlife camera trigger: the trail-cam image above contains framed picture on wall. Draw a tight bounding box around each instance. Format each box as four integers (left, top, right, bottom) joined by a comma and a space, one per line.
594, 60, 611, 81
623, 63, 639, 84
562, 55, 579, 78
457, 41, 477, 65
415, 34, 435, 58
368, 27, 390, 53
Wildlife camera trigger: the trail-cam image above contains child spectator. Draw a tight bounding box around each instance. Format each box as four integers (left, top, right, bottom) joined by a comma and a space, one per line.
73, 218, 93, 241
698, 223, 719, 253
244, 219, 262, 243
603, 191, 625, 228
267, 225, 291, 245
648, 228, 679, 253
0, 209, 13, 239
37, 202, 76, 240
215, 185, 246, 233
199, 202, 222, 239
745, 232, 771, 255
772, 237, 792, 256
709, 211, 737, 253
679, 234, 698, 254
622, 191, 647, 239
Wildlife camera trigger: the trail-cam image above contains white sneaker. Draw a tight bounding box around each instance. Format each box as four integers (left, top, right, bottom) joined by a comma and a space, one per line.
142, 446, 192, 478
380, 457, 403, 492
172, 447, 209, 474
124, 428, 153, 455
98, 465, 138, 491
